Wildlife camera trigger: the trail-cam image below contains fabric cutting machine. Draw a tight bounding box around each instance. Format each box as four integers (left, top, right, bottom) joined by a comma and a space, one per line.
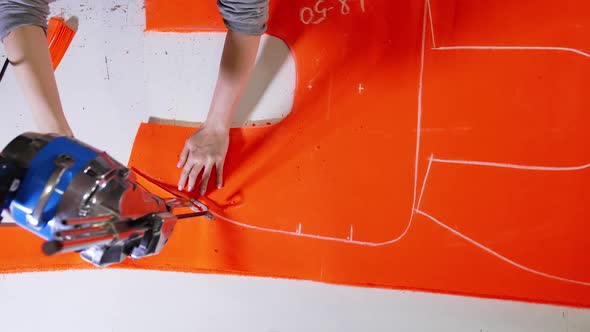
0, 132, 209, 267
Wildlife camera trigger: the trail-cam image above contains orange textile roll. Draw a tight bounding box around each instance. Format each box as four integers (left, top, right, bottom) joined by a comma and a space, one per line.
46, 17, 76, 70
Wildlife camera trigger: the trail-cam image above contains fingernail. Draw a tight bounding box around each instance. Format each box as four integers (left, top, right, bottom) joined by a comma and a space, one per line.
188, 186, 193, 192
200, 189, 205, 196
217, 184, 222, 189
178, 185, 183, 191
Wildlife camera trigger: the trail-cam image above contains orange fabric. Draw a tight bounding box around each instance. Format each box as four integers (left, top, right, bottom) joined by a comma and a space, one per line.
47, 17, 75, 70
0, 0, 589, 308
133, 0, 590, 307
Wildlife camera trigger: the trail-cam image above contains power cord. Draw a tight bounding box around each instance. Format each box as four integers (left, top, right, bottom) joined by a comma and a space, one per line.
0, 58, 8, 83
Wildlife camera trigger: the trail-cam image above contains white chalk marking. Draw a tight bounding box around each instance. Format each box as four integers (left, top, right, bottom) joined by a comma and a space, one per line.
326, 74, 333, 120
411, 0, 428, 212
300, 0, 365, 25
313, 0, 330, 24
339, 0, 351, 15
415, 209, 590, 287
433, 46, 590, 59
426, 0, 436, 48
211, 211, 383, 246
207, 0, 431, 249
300, 7, 314, 25
358, 83, 365, 94
202, 0, 590, 288
416, 154, 434, 210
432, 157, 590, 171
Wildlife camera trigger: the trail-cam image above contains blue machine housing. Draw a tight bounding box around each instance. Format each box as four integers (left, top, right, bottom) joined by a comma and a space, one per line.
9, 137, 98, 240
0, 156, 23, 214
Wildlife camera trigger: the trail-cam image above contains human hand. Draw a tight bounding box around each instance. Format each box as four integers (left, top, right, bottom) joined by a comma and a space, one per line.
177, 126, 229, 195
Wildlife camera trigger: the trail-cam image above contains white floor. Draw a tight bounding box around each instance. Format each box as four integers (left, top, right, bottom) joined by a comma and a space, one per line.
0, 1, 589, 331
0, 269, 587, 332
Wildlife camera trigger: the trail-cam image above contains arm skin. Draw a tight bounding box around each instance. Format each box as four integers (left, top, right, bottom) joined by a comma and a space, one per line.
177, 30, 261, 195
3, 25, 73, 136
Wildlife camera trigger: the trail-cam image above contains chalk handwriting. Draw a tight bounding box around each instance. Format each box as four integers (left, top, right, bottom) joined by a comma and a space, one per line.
300, 0, 366, 25
339, 0, 350, 14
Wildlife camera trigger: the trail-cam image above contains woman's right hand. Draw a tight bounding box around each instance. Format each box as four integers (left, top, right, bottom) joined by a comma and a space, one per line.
176, 125, 230, 195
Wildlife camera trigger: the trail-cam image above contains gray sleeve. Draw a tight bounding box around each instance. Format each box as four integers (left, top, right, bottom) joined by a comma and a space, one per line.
217, 0, 269, 35
0, 0, 51, 42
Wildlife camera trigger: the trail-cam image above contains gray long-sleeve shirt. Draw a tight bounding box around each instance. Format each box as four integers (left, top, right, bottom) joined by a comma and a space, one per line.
218, 0, 269, 35
0, 0, 53, 41
0, 0, 269, 41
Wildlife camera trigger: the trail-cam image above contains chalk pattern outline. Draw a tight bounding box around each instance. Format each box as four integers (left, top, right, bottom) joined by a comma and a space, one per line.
426, 0, 590, 59
205, 0, 590, 287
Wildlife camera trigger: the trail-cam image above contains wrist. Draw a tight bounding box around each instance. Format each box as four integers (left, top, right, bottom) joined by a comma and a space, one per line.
203, 117, 230, 133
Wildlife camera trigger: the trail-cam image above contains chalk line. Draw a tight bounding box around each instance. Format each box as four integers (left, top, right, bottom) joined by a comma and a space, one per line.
411, 0, 428, 212
432, 157, 590, 171
427, 0, 590, 58
416, 154, 434, 210
210, 210, 385, 246
415, 209, 590, 287
432, 46, 590, 59
426, 0, 436, 48
207, 1, 432, 248
209, 157, 590, 287
202, 0, 590, 288
210, 203, 415, 246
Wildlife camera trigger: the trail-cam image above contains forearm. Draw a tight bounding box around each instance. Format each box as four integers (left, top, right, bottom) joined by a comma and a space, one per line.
3, 25, 72, 135
205, 30, 260, 131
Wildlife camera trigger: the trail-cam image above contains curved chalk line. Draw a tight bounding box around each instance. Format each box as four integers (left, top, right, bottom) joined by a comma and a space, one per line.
211, 152, 590, 287
414, 209, 590, 287
208, 0, 432, 247
433, 46, 590, 59
206, 0, 590, 286
432, 158, 590, 171
210, 0, 590, 249
209, 153, 435, 247
427, 0, 590, 58
419, 3, 590, 287
426, 0, 436, 48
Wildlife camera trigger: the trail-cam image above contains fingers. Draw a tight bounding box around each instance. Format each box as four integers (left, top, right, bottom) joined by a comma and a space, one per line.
179, 158, 224, 195
176, 145, 190, 189
216, 159, 224, 189
177, 144, 189, 169
187, 161, 204, 192
178, 151, 204, 192
176, 129, 229, 194
200, 162, 214, 196
178, 162, 191, 191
